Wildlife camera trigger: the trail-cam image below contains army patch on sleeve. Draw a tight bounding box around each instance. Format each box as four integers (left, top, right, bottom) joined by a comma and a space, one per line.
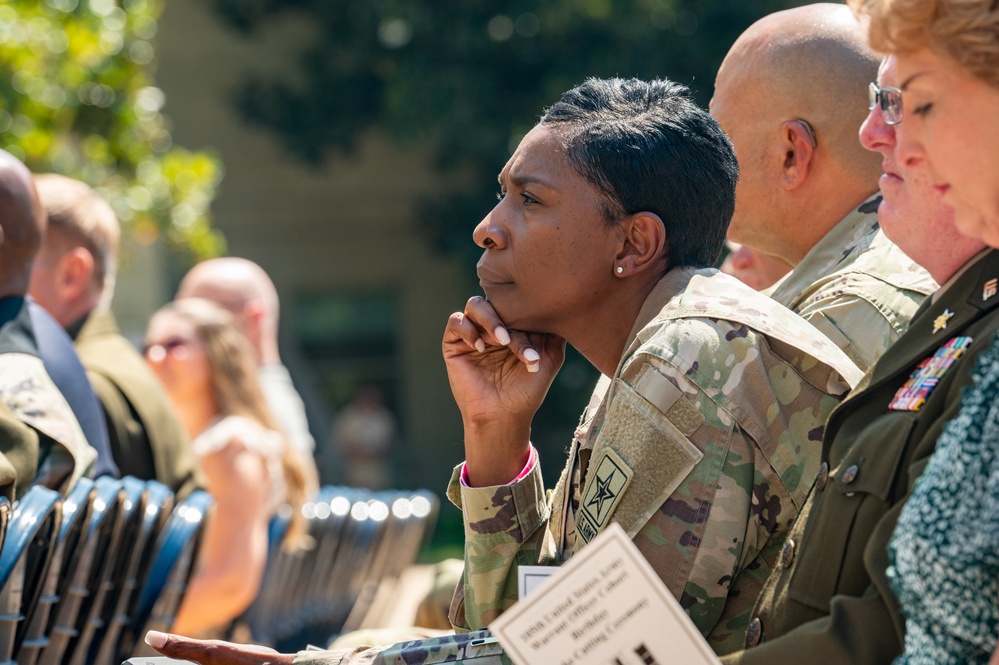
889, 336, 973, 411
576, 449, 633, 545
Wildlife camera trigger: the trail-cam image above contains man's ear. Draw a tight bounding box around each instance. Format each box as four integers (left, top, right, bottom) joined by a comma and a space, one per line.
59, 247, 96, 300
615, 212, 667, 276
779, 119, 816, 191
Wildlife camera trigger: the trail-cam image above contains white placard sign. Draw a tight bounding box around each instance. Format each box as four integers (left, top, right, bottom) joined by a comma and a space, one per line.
490, 523, 722, 665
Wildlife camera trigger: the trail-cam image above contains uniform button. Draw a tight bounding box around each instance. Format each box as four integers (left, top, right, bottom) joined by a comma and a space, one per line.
746, 617, 763, 647
842, 464, 860, 484
816, 462, 829, 490
780, 539, 795, 568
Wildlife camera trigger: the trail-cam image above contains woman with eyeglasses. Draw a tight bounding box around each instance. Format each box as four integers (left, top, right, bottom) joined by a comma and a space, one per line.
849, 0, 999, 663
144, 297, 308, 636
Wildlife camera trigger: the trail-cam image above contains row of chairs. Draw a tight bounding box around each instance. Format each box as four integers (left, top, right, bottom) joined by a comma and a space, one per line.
0, 481, 438, 663
239, 487, 439, 651
0, 476, 212, 665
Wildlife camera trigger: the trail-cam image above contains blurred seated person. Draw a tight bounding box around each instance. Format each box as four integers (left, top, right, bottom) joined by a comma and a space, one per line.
28, 173, 200, 497
144, 298, 308, 636
177, 258, 319, 495
719, 241, 792, 291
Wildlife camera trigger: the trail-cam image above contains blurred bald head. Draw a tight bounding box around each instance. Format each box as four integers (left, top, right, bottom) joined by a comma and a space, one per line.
711, 3, 883, 264
176, 257, 281, 364
0, 150, 45, 297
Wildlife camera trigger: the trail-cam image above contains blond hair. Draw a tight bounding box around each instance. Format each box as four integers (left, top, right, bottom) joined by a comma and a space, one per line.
158, 298, 309, 546
850, 0, 999, 88
33, 174, 120, 304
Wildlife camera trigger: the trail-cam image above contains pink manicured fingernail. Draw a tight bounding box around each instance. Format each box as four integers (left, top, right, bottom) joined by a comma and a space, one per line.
524, 349, 540, 363
145, 630, 168, 648
495, 327, 511, 345
475, 339, 486, 353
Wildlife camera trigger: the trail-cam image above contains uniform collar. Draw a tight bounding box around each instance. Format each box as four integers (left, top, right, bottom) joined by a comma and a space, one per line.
767, 192, 882, 308
930, 247, 992, 305
622, 266, 700, 352
66, 308, 118, 342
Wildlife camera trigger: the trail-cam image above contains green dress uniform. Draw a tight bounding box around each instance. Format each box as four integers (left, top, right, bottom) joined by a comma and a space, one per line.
720, 248, 999, 664
70, 309, 201, 498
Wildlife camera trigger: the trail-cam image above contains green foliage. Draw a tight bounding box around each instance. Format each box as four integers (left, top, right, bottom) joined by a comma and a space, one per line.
0, 0, 224, 260
211, 0, 803, 262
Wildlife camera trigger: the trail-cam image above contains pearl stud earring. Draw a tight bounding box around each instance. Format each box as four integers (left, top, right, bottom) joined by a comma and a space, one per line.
616, 266, 624, 274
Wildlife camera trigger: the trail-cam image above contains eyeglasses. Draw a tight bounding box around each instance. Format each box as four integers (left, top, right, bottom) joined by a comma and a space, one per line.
869, 82, 903, 125
143, 337, 192, 361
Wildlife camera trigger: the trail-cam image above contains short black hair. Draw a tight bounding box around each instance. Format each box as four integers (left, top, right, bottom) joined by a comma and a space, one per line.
541, 77, 738, 269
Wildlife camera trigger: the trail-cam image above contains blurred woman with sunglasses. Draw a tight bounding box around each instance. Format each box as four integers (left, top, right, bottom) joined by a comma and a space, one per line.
849, 0, 999, 662
145, 297, 308, 636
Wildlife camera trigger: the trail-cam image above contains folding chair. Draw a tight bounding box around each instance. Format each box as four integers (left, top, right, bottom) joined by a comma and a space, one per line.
95, 479, 174, 665
0, 487, 60, 665
15, 478, 94, 665
40, 477, 126, 664
128, 489, 212, 659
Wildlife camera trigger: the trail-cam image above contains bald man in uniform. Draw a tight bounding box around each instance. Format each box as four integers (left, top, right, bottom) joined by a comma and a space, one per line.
0, 149, 107, 493
177, 258, 319, 494
710, 3, 937, 372
29, 174, 200, 497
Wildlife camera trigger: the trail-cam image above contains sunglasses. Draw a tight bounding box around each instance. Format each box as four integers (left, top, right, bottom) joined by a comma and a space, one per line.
143, 337, 192, 361
869, 82, 903, 125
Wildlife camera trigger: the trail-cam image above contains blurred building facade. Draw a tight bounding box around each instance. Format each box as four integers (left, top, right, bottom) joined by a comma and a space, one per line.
115, 0, 469, 492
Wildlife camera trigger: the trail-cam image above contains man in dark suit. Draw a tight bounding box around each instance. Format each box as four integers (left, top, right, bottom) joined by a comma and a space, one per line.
29, 173, 200, 497
0, 149, 114, 493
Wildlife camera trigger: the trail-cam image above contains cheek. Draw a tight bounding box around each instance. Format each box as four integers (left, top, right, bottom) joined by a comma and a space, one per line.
146, 360, 168, 384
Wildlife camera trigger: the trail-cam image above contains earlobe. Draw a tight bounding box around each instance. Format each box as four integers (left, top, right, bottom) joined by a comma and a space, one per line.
616, 212, 667, 275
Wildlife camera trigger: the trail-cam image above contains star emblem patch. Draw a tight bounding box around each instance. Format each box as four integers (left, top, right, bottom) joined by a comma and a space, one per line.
577, 449, 633, 544
586, 473, 617, 518
932, 309, 955, 334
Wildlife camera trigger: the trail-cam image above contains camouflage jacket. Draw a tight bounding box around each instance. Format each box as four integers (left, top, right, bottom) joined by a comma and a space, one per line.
768, 194, 937, 373
296, 267, 861, 665
0, 297, 95, 494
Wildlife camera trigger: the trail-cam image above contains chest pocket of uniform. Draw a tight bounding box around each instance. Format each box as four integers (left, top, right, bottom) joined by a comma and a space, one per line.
787, 411, 916, 610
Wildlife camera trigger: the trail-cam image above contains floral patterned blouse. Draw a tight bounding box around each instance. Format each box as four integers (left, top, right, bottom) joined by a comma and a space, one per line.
889, 334, 999, 664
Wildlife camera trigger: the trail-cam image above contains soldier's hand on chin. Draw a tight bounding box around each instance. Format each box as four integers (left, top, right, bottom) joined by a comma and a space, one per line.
144, 630, 295, 665
442, 295, 565, 487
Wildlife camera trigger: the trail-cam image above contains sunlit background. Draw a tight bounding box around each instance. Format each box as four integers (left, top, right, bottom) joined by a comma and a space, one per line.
0, 0, 815, 551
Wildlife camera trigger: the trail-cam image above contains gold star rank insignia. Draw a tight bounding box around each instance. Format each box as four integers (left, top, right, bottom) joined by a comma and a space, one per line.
932, 309, 955, 334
